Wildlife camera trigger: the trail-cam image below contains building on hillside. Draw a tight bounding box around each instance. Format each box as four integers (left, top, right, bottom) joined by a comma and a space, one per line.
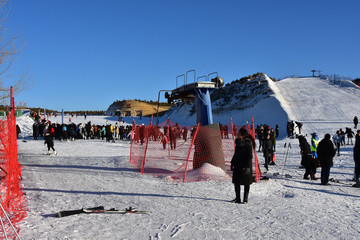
106, 100, 171, 117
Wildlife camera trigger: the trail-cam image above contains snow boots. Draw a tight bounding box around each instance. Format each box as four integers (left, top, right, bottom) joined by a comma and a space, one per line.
352, 178, 360, 188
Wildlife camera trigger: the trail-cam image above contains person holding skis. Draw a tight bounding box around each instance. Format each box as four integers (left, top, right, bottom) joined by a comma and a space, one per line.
230, 128, 254, 204
317, 134, 336, 185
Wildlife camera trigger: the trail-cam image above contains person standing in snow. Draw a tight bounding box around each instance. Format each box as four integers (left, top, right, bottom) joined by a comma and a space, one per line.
16, 124, 21, 138
311, 133, 319, 159
230, 128, 254, 204
295, 121, 303, 135
44, 122, 56, 155
182, 126, 188, 142
332, 130, 342, 156
353, 130, 360, 187
354, 116, 358, 129
115, 122, 119, 140
286, 121, 291, 137
275, 124, 279, 138
345, 127, 355, 145
262, 133, 274, 171
298, 135, 317, 180
257, 127, 264, 152
339, 128, 346, 146
270, 128, 276, 153
33, 122, 39, 140
317, 134, 336, 185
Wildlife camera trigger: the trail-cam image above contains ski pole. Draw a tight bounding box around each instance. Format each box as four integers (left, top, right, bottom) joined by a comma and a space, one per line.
281, 143, 291, 175
0, 203, 22, 240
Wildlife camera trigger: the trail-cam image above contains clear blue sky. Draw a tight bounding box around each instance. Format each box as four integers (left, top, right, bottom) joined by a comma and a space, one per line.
6, 0, 360, 111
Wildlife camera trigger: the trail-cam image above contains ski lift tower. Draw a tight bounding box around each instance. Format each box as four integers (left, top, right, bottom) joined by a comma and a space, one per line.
164, 70, 226, 172
165, 70, 224, 126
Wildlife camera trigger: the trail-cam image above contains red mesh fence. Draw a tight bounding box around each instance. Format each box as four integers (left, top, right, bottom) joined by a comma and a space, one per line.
0, 88, 28, 239
130, 116, 261, 183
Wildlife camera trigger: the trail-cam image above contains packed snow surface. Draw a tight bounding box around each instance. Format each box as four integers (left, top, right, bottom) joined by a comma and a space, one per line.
14, 77, 360, 239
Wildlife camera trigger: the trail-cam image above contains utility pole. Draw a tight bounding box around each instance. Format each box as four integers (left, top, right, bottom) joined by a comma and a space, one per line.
311, 70, 316, 77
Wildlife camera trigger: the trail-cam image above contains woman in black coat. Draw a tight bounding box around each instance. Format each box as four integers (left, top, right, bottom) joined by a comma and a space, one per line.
317, 134, 336, 185
231, 128, 254, 204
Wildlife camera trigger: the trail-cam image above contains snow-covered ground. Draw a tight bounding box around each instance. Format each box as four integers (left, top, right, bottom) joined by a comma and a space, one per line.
14, 77, 360, 239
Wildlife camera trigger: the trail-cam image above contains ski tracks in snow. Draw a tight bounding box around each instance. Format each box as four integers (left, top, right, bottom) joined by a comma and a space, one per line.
150, 221, 190, 239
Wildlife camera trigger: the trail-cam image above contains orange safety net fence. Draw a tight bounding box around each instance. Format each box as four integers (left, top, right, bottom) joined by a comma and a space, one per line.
0, 88, 28, 239
130, 116, 261, 183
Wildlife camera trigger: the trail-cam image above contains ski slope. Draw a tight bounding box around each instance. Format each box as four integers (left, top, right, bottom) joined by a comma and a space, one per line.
13, 76, 360, 239
269, 77, 360, 136
271, 77, 360, 122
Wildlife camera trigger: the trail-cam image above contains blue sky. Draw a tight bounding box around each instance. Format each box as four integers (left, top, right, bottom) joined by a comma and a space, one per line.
5, 0, 360, 111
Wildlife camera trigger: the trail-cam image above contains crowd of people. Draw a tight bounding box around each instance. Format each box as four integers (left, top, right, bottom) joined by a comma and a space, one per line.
230, 117, 360, 205
255, 124, 278, 171
296, 116, 360, 187
33, 120, 132, 142
31, 112, 133, 155
29, 112, 359, 203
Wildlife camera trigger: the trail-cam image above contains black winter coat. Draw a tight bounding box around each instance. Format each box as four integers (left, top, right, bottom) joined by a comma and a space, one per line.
231, 137, 253, 185
263, 138, 274, 158
44, 133, 54, 147
33, 124, 39, 137
317, 139, 336, 167
354, 134, 360, 164
298, 136, 313, 167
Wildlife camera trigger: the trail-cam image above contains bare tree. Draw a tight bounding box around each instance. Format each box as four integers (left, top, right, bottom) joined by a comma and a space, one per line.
0, 0, 31, 104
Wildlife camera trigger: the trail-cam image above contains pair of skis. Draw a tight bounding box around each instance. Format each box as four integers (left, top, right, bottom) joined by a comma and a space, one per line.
55, 206, 150, 218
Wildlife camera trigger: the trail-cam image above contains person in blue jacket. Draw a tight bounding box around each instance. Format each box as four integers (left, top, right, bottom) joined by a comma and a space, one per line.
311, 133, 319, 158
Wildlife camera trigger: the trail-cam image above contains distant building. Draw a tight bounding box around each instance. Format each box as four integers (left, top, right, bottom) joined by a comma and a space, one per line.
106, 100, 171, 117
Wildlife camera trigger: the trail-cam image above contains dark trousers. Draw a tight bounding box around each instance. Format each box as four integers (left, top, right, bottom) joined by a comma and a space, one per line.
321, 166, 331, 185
335, 143, 340, 155
304, 159, 317, 179
234, 184, 250, 202
304, 167, 316, 179
355, 163, 360, 180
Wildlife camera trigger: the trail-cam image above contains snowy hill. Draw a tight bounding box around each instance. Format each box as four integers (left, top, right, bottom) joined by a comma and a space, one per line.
166, 74, 360, 137
271, 77, 360, 121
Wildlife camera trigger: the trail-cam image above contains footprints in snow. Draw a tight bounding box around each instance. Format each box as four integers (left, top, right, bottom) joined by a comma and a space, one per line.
152, 222, 190, 239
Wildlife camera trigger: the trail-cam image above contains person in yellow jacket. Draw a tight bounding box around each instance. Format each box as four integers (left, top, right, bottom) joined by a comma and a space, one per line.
311, 133, 319, 158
